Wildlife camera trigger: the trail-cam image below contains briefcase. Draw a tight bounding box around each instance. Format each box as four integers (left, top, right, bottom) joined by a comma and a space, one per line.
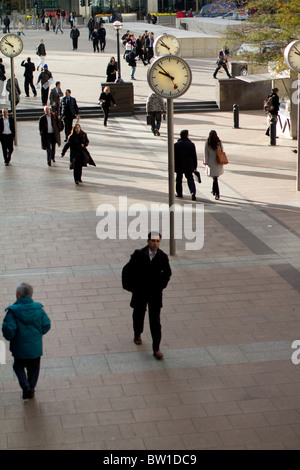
146, 115, 152, 125
3, 27, 7, 33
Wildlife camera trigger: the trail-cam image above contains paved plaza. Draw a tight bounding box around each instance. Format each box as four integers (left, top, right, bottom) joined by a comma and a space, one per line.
0, 23, 300, 450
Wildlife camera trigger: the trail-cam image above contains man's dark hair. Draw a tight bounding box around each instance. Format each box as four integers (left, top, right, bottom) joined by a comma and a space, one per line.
180, 129, 189, 140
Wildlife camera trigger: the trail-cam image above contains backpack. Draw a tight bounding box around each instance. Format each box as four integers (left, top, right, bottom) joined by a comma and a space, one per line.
264, 95, 274, 112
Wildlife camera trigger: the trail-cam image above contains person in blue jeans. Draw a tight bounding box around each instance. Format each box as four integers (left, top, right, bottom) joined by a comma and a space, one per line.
2, 282, 51, 399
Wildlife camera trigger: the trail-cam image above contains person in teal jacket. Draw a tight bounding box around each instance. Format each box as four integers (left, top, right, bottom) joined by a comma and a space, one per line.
2, 282, 51, 399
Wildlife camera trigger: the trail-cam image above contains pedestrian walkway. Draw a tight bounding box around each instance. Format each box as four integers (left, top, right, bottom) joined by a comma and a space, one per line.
0, 25, 300, 450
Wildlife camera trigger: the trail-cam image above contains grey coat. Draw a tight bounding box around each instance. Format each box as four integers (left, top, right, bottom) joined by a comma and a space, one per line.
204, 141, 224, 178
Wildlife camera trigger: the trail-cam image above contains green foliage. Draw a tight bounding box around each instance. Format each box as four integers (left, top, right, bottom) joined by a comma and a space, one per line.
223, 0, 300, 68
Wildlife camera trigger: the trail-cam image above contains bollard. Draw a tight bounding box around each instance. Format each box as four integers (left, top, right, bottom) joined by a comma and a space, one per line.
233, 103, 239, 128
270, 117, 277, 146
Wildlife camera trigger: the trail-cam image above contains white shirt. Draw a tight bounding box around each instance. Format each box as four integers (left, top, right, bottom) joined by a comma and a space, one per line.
46, 115, 53, 133
3, 117, 11, 135
149, 248, 157, 261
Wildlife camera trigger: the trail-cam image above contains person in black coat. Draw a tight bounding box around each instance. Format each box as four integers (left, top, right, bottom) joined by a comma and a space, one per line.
122, 232, 172, 360
0, 108, 15, 165
174, 129, 198, 201
106, 57, 118, 82
0, 58, 6, 97
70, 26, 80, 50
21, 57, 37, 98
265, 88, 280, 136
60, 89, 79, 141
61, 123, 95, 184
97, 23, 106, 52
98, 86, 116, 127
91, 28, 99, 52
39, 106, 61, 166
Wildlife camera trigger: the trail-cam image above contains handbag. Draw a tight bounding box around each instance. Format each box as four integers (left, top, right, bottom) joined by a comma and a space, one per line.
146, 115, 152, 125
216, 149, 228, 165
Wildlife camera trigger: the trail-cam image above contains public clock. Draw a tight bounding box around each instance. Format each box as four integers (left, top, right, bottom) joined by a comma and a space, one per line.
0, 34, 23, 57
147, 55, 192, 99
154, 34, 180, 56
284, 40, 300, 73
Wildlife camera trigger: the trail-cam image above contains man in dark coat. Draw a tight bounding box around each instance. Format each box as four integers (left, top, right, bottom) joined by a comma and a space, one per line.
39, 106, 61, 166
98, 23, 106, 52
21, 57, 37, 98
60, 89, 79, 141
174, 129, 198, 201
49, 81, 63, 116
4, 15, 10, 33
70, 25, 80, 50
0, 108, 15, 166
122, 232, 172, 360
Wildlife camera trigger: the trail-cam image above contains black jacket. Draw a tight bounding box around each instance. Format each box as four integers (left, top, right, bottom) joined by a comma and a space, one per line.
122, 246, 172, 308
99, 91, 115, 109
21, 60, 35, 78
37, 43, 46, 56
174, 138, 197, 174
60, 96, 79, 118
39, 113, 61, 149
0, 116, 15, 139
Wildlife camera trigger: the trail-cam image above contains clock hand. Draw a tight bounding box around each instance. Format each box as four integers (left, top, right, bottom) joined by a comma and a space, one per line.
159, 70, 175, 80
157, 63, 174, 78
159, 40, 171, 51
4, 38, 14, 48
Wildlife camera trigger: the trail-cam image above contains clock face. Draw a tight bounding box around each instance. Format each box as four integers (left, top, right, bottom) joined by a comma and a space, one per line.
147, 55, 192, 99
154, 34, 180, 56
0, 34, 23, 57
284, 40, 300, 73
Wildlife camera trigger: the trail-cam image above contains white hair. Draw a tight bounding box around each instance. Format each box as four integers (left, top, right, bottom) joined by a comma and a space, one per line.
16, 282, 33, 298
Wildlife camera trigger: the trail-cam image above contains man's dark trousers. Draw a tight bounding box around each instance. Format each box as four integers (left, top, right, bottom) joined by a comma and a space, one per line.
13, 357, 41, 392
133, 299, 162, 352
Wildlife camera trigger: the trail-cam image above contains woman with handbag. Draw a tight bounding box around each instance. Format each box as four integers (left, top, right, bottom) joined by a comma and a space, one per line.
204, 130, 225, 201
61, 123, 95, 184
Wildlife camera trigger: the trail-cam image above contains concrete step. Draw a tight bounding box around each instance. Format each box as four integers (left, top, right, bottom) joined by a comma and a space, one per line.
15, 101, 219, 121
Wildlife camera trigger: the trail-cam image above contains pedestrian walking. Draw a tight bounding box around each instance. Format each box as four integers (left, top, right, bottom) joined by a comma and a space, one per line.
39, 105, 62, 166
98, 23, 106, 52
44, 15, 50, 31
122, 232, 172, 360
91, 28, 99, 52
36, 39, 47, 71
2, 282, 51, 400
3, 15, 10, 33
174, 129, 198, 201
61, 123, 96, 185
69, 12, 74, 28
49, 81, 63, 116
0, 108, 15, 166
51, 14, 57, 32
87, 17, 95, 40
70, 25, 80, 50
17, 20, 25, 36
98, 86, 116, 127
0, 58, 6, 98
60, 89, 79, 141
126, 49, 137, 80
135, 35, 147, 65
55, 17, 64, 34
6, 76, 21, 109
106, 57, 118, 82
146, 92, 166, 136
203, 130, 225, 200
265, 88, 280, 137
145, 32, 154, 64
37, 64, 53, 106
213, 45, 232, 79
21, 57, 37, 98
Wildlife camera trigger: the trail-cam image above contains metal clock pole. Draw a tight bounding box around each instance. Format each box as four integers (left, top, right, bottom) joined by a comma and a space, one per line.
167, 97, 175, 256
10, 56, 17, 146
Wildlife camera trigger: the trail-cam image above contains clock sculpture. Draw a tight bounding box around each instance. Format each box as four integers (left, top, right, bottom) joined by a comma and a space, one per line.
284, 40, 300, 190
154, 34, 180, 57
147, 43, 192, 255
0, 34, 24, 145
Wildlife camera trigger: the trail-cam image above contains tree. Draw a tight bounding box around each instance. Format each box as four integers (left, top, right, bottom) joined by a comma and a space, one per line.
223, 0, 300, 69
